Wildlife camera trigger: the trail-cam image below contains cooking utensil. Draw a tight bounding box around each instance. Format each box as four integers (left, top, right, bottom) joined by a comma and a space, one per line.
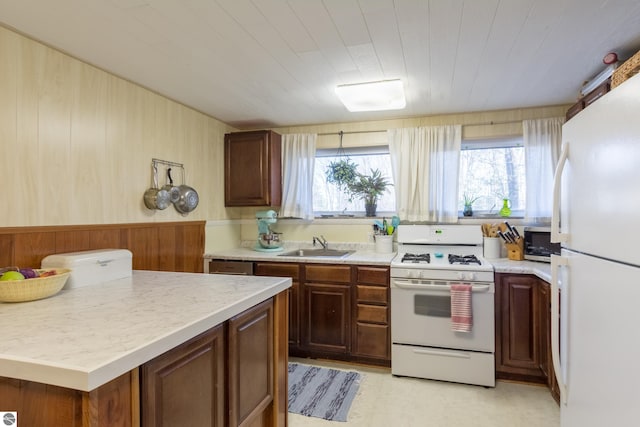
162, 168, 181, 204
143, 164, 171, 210
174, 167, 199, 214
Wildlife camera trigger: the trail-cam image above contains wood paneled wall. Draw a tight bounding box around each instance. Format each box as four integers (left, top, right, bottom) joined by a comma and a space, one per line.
0, 221, 205, 273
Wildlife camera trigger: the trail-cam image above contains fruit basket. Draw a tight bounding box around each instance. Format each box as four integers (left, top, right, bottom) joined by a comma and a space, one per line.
0, 268, 71, 303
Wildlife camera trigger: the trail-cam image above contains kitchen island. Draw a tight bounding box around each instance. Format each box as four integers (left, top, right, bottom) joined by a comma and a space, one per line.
0, 270, 291, 427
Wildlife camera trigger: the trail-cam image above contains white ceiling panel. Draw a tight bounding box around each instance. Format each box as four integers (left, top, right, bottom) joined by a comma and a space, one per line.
1, 0, 639, 128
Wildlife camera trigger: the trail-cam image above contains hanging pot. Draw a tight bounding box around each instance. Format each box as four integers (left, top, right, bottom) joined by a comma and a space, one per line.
161, 168, 181, 204
174, 167, 199, 214
143, 164, 171, 210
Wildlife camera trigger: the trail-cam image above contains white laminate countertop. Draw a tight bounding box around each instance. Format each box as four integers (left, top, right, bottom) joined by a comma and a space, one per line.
205, 247, 397, 266
490, 258, 552, 282
0, 270, 291, 392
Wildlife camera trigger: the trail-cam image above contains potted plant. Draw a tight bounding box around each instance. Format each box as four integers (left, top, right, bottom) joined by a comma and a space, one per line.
325, 158, 358, 192
347, 168, 392, 217
463, 194, 480, 217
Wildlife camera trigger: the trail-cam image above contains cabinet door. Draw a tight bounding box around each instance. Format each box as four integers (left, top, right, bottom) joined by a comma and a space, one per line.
302, 282, 351, 354
228, 299, 274, 427
141, 325, 225, 427
495, 273, 546, 382
224, 130, 281, 206
255, 262, 300, 349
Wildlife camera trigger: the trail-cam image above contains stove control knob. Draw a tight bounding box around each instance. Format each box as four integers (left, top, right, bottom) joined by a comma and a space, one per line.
466, 272, 476, 281
407, 270, 418, 279
457, 272, 465, 280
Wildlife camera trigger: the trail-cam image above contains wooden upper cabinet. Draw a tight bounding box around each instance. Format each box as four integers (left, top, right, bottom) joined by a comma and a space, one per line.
224, 130, 282, 207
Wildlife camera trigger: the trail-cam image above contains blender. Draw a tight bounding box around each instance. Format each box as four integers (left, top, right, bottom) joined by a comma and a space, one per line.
255, 210, 284, 252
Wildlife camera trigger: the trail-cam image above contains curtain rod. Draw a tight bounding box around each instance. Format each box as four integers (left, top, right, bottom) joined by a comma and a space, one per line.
316, 119, 524, 136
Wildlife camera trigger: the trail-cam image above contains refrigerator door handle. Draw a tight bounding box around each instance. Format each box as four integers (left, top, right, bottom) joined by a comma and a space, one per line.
551, 141, 570, 244
551, 254, 568, 405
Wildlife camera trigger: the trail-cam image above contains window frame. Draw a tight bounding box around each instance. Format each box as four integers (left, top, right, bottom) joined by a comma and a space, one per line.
313, 145, 396, 218
459, 136, 525, 219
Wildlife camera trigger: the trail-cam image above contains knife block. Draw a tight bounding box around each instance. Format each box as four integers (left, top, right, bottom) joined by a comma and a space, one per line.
506, 239, 524, 261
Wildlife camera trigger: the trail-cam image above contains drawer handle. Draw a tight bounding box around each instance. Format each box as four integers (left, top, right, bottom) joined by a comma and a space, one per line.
412, 348, 471, 359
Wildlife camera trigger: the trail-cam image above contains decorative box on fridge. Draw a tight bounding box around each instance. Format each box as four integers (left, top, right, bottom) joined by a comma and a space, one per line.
41, 249, 133, 289
612, 50, 640, 88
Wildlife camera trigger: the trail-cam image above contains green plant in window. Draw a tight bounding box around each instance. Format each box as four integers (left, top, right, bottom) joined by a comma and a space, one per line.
463, 193, 480, 217
347, 168, 392, 217
325, 158, 358, 192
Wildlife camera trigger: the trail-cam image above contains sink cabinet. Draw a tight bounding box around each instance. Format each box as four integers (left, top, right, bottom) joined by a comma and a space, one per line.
224, 130, 282, 207
254, 261, 391, 366
303, 264, 352, 355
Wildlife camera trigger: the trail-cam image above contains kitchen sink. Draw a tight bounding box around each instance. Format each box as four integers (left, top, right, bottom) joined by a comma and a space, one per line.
278, 248, 354, 258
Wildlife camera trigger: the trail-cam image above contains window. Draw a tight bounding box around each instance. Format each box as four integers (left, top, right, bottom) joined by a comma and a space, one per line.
458, 137, 525, 216
313, 147, 396, 215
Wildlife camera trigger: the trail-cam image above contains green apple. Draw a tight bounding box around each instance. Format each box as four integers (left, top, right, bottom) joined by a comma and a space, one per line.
0, 271, 25, 281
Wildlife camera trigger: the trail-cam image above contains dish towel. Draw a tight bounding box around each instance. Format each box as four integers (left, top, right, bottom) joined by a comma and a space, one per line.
451, 283, 473, 332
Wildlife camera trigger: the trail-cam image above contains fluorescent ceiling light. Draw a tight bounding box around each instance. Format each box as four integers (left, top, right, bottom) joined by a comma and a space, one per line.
335, 79, 406, 112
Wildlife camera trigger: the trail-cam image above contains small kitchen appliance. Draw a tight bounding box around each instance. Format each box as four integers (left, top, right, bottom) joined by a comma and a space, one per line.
254, 210, 284, 252
523, 226, 559, 262
390, 224, 495, 387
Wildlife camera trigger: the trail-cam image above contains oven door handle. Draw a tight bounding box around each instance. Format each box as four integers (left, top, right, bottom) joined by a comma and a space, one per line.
392, 280, 491, 292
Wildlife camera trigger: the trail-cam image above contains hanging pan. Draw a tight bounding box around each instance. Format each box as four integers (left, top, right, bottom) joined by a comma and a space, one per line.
174, 166, 199, 214
143, 163, 171, 210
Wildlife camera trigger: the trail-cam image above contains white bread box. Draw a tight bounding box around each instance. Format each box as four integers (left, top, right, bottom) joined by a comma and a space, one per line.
41, 249, 133, 289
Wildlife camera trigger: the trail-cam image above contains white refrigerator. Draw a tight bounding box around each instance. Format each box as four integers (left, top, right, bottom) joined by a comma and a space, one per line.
551, 71, 640, 426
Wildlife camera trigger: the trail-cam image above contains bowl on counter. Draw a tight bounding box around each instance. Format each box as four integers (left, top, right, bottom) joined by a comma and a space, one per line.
0, 268, 71, 303
258, 232, 284, 249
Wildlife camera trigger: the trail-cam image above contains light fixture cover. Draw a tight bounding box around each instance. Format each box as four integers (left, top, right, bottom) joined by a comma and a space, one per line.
335, 79, 406, 112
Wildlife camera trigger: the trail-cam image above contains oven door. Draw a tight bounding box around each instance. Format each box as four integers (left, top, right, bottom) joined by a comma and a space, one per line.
391, 278, 494, 352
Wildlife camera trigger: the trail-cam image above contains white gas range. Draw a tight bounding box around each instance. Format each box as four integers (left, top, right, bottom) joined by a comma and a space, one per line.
390, 224, 496, 387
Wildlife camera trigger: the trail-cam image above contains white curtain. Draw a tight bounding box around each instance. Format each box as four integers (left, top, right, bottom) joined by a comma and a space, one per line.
388, 125, 462, 222
280, 133, 317, 220
523, 117, 565, 223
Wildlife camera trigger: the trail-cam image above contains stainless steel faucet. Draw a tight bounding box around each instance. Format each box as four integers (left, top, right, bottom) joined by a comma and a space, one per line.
312, 235, 328, 249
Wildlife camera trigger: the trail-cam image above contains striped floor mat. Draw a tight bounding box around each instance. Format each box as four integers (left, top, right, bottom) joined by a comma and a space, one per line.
288, 362, 362, 422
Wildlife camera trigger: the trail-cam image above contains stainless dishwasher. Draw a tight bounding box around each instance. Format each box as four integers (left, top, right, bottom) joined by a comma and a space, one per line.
206, 259, 254, 275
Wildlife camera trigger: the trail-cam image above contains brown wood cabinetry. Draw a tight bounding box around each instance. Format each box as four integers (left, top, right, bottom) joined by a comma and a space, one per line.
255, 261, 391, 366
228, 299, 274, 427
224, 130, 282, 207
255, 262, 301, 350
353, 266, 390, 362
303, 264, 352, 355
496, 273, 545, 383
0, 370, 139, 427
0, 293, 289, 427
141, 325, 225, 427
495, 273, 555, 388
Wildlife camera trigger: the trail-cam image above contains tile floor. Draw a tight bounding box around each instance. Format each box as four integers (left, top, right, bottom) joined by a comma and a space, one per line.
288, 358, 560, 427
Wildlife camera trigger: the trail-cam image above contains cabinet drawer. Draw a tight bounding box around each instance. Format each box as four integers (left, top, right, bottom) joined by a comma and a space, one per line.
356, 285, 388, 304
357, 304, 388, 324
305, 265, 351, 283
255, 262, 300, 280
356, 267, 389, 286
354, 323, 389, 360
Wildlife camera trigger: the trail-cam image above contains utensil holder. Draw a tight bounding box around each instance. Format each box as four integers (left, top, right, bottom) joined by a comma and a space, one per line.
483, 237, 502, 259
375, 235, 394, 254
505, 239, 524, 261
